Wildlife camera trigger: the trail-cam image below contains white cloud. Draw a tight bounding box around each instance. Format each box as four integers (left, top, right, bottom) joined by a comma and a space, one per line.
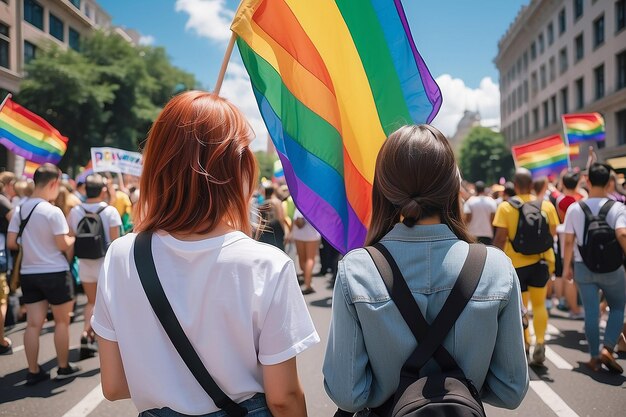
138, 35, 156, 46
220, 63, 269, 151
175, 0, 234, 42
431, 75, 501, 137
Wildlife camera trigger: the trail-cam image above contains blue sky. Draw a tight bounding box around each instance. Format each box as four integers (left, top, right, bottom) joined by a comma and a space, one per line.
98, 0, 529, 146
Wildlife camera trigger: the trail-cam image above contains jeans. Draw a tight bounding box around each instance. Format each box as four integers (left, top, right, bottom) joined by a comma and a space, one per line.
574, 262, 626, 357
139, 394, 271, 417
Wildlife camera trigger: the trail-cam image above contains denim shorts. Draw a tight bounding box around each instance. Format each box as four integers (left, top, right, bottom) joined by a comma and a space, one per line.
139, 394, 271, 417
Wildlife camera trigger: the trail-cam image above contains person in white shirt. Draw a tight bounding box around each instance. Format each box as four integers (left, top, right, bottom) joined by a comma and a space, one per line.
7, 164, 80, 384
68, 174, 121, 359
463, 181, 497, 245
562, 163, 626, 374
93, 91, 319, 417
291, 208, 321, 295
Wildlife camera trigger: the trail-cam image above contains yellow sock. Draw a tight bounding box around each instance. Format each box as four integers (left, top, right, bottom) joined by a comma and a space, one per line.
529, 286, 548, 344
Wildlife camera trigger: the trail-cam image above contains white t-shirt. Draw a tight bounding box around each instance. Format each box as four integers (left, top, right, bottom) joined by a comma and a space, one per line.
8, 198, 69, 274
563, 198, 626, 262
68, 202, 122, 281
92, 231, 319, 414
463, 195, 497, 238
291, 209, 321, 242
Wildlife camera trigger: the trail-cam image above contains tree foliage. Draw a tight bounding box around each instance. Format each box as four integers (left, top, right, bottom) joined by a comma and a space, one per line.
18, 31, 197, 172
254, 150, 278, 181
458, 126, 515, 184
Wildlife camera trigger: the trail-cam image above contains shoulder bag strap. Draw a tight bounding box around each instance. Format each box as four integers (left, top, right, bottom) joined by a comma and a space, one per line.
133, 231, 247, 417
365, 243, 457, 373
18, 202, 42, 238
598, 199, 616, 219
578, 201, 594, 246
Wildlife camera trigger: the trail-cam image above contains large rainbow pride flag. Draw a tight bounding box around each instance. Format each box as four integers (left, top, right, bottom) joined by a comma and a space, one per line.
232, 0, 441, 253
0, 97, 68, 164
512, 134, 571, 178
562, 113, 605, 143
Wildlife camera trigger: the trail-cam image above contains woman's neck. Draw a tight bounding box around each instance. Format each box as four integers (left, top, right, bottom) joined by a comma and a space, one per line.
169, 221, 235, 241
415, 214, 442, 225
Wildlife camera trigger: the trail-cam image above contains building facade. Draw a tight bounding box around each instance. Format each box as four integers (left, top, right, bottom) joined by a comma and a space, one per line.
450, 110, 481, 152
496, 0, 626, 167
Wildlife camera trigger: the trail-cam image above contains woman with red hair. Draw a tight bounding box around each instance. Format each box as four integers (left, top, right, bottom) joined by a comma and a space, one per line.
92, 91, 319, 417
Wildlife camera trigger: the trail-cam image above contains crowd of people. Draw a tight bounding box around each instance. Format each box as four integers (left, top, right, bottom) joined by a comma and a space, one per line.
0, 91, 625, 417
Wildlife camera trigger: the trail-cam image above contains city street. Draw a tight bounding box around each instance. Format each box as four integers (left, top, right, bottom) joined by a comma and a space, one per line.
1, 273, 625, 417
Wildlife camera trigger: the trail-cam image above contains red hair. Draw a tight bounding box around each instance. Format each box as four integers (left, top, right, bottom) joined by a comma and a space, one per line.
135, 91, 257, 236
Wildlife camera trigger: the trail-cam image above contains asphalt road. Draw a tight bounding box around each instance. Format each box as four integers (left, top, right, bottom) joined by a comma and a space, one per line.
1, 273, 625, 417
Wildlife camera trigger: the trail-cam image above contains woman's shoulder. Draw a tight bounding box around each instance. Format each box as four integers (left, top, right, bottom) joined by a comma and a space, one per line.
226, 234, 293, 268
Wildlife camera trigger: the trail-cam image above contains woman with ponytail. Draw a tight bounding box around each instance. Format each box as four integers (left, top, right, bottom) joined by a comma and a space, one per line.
323, 125, 528, 414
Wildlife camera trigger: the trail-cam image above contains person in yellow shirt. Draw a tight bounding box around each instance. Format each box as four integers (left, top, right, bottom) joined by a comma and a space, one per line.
493, 168, 559, 366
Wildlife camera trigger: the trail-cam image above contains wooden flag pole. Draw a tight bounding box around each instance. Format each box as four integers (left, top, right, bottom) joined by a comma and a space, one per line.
213, 32, 238, 95
0, 92, 12, 112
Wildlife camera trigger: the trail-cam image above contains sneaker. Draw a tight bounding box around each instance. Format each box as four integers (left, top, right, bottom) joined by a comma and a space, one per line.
79, 335, 96, 360
532, 343, 546, 365
568, 310, 585, 320
301, 287, 316, 295
26, 367, 50, 385
0, 338, 12, 355
55, 363, 82, 380
600, 348, 623, 374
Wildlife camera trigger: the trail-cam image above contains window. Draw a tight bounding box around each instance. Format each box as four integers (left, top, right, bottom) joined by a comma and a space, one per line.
543, 100, 550, 128
70, 0, 80, 8
523, 80, 529, 102
551, 95, 557, 123
618, 50, 626, 90
533, 107, 540, 132
538, 33, 545, 54
69, 27, 80, 51
0, 22, 9, 69
618, 0, 626, 33
23, 0, 43, 30
617, 109, 626, 145
531, 42, 537, 60
524, 113, 530, 136
547, 23, 554, 45
517, 85, 523, 107
574, 0, 583, 21
523, 51, 528, 71
595, 64, 605, 99
575, 77, 584, 109
540, 65, 547, 89
559, 8, 566, 34
549, 56, 556, 82
512, 90, 517, 111
49, 13, 64, 42
559, 47, 568, 73
561, 87, 569, 114
24, 40, 36, 64
575, 33, 584, 61
531, 71, 538, 93
593, 15, 605, 48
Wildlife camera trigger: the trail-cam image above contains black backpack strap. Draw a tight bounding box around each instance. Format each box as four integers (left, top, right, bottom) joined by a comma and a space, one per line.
578, 201, 594, 246
133, 231, 247, 417
95, 205, 107, 215
18, 202, 42, 238
508, 197, 523, 210
598, 200, 616, 219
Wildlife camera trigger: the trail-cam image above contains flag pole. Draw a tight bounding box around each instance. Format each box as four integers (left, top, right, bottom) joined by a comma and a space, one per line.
561, 115, 572, 170
0, 93, 12, 112
213, 32, 238, 95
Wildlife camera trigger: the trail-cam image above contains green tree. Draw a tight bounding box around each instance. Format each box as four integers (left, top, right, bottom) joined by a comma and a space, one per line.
458, 126, 514, 184
18, 31, 197, 172
254, 151, 278, 181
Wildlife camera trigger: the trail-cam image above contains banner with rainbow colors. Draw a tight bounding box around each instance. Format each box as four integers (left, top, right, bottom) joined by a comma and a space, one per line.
562, 113, 605, 144
232, 0, 441, 253
512, 134, 573, 178
0, 96, 68, 164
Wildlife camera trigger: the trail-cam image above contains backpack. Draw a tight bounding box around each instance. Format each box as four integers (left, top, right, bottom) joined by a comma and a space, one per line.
508, 197, 554, 255
578, 200, 624, 273
335, 243, 487, 417
74, 206, 108, 259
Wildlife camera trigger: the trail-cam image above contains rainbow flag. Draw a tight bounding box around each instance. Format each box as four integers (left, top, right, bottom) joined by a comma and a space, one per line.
0, 97, 68, 164
22, 160, 40, 178
232, 0, 441, 253
562, 113, 605, 143
569, 144, 580, 159
512, 135, 570, 178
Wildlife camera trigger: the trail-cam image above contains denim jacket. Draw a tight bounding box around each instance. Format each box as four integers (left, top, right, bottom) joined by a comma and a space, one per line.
323, 223, 529, 412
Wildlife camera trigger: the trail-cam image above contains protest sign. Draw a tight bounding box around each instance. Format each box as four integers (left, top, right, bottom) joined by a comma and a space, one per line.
91, 147, 143, 176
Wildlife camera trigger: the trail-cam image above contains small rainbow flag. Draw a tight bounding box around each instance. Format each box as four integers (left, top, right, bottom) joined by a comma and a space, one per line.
232, 0, 441, 253
22, 160, 40, 178
562, 113, 605, 144
0, 96, 68, 164
512, 134, 570, 178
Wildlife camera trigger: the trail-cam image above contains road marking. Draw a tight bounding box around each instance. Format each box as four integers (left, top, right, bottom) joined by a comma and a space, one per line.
61, 383, 105, 417
529, 379, 580, 417
13, 345, 24, 353
544, 346, 573, 370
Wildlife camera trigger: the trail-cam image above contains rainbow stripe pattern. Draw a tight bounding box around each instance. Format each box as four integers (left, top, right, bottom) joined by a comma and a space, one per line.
0, 97, 68, 164
562, 113, 605, 143
22, 160, 40, 178
512, 135, 570, 178
232, 0, 441, 253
